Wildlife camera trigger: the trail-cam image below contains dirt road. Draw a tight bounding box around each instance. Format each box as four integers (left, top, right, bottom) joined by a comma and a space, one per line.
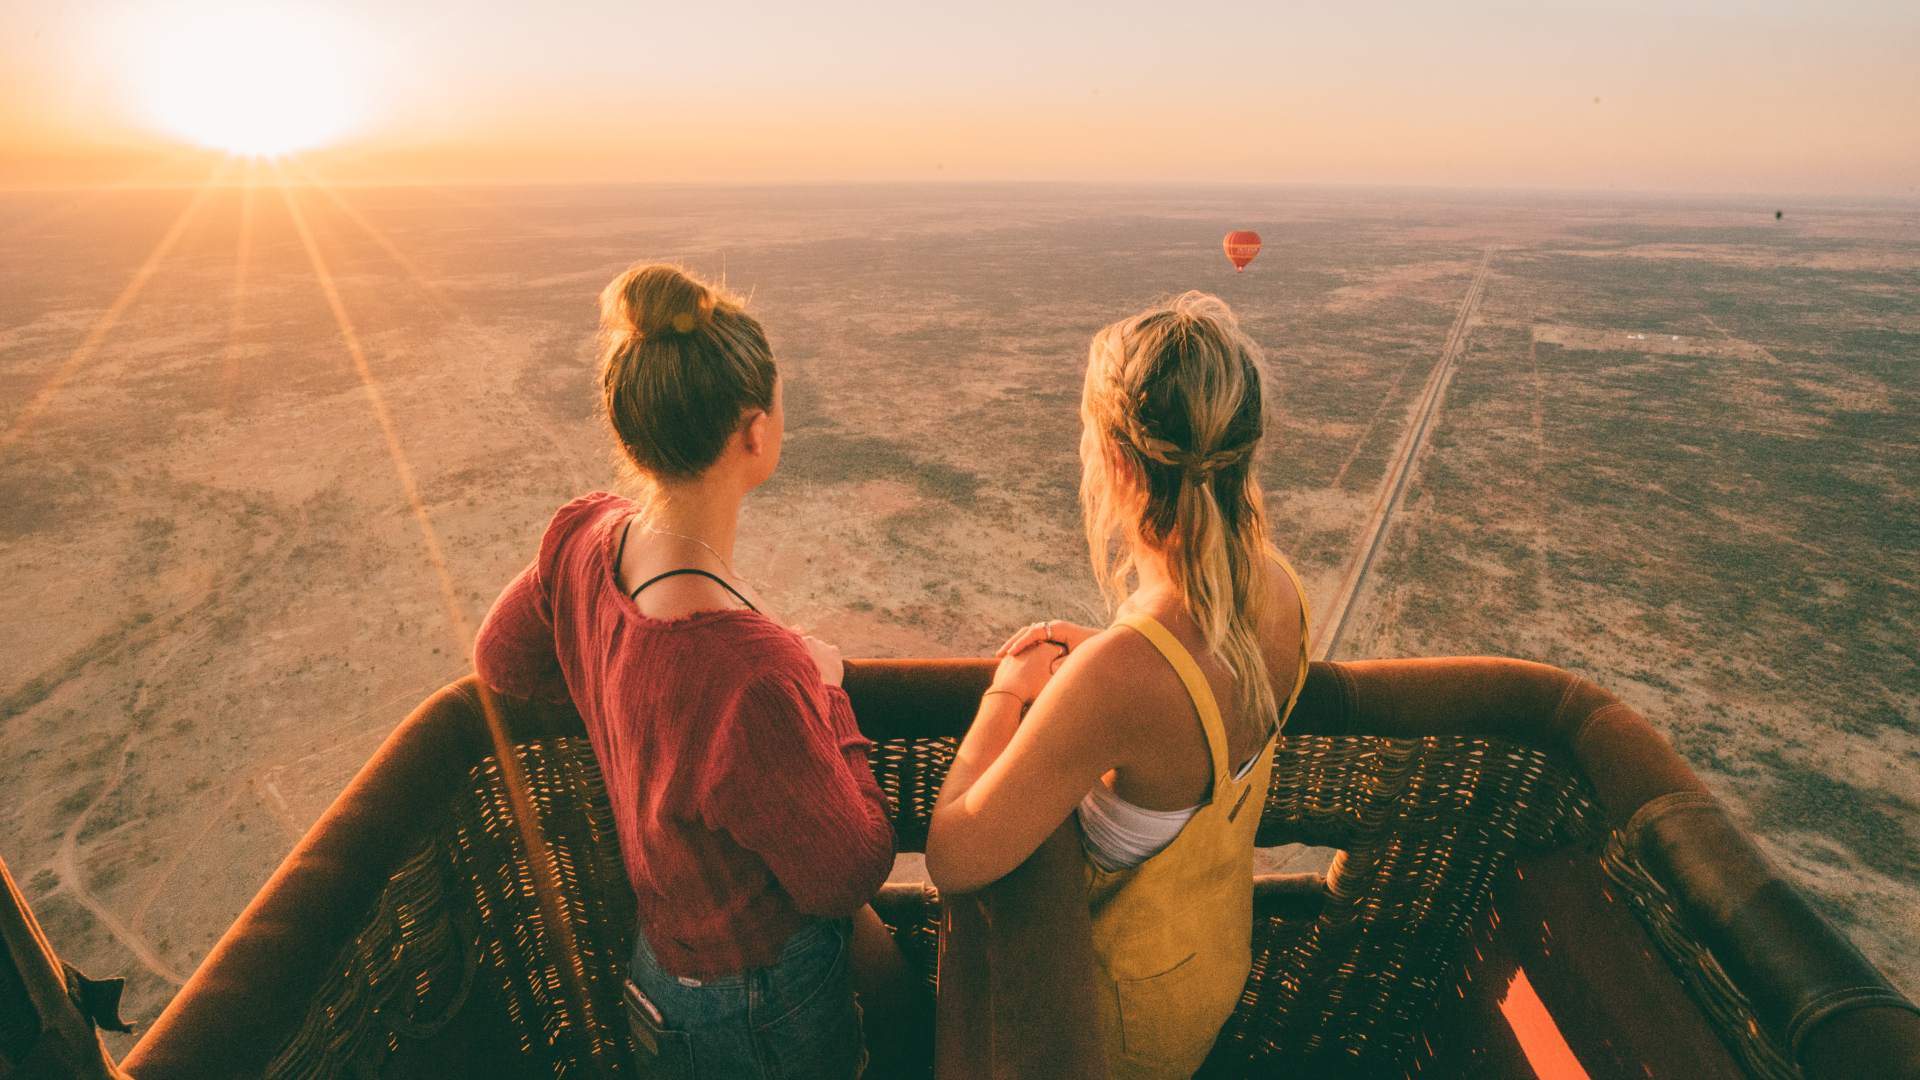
1312, 248, 1493, 660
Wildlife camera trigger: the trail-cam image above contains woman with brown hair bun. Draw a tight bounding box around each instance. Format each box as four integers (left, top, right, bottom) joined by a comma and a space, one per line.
927, 291, 1312, 1078
474, 263, 909, 1078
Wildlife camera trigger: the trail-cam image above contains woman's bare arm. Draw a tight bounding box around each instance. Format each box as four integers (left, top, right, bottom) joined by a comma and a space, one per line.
926, 632, 1144, 894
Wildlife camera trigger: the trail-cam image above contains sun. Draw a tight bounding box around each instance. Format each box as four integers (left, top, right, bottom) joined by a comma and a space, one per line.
123, 6, 366, 158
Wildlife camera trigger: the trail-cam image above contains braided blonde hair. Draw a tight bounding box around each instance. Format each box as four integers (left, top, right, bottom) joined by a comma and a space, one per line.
1080, 291, 1281, 728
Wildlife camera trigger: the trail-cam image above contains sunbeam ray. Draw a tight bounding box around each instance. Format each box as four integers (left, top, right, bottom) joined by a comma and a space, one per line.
2, 158, 231, 452
285, 160, 481, 319
273, 167, 609, 1069
294, 159, 522, 233
287, 160, 592, 487
294, 168, 452, 314
218, 160, 260, 414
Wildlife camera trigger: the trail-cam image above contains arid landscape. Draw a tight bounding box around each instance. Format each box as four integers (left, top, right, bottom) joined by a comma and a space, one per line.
1, 183, 1915, 1048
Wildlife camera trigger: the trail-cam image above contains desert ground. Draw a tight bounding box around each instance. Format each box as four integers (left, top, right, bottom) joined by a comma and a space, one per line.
1, 182, 1914, 1048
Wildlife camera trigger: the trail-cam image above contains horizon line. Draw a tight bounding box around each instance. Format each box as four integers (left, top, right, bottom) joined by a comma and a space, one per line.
5, 173, 1917, 206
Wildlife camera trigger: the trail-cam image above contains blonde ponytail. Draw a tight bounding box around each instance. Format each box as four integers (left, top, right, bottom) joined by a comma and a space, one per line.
1080, 292, 1281, 728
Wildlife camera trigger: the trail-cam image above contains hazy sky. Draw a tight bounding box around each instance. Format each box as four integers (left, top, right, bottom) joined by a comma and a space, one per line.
4, 1, 1916, 194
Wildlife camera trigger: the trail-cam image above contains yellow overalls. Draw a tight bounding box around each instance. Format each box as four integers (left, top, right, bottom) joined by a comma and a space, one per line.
1085, 564, 1310, 1079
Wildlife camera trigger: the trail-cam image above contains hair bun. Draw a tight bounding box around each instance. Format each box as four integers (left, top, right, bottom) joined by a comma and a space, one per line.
604, 263, 714, 339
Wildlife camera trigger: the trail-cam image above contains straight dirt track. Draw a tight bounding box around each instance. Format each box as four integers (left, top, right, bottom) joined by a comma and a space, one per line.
1312, 248, 1494, 660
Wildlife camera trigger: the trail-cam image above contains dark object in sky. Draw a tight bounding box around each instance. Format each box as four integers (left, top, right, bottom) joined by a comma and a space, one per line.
1776, 209, 1785, 220
1223, 230, 1262, 272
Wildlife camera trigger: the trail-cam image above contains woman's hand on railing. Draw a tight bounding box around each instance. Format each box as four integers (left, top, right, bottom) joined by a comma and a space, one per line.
801, 634, 844, 687
996, 619, 1100, 659
988, 642, 1063, 707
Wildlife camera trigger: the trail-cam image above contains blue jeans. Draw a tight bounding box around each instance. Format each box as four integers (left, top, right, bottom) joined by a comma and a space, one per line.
624, 917, 865, 1079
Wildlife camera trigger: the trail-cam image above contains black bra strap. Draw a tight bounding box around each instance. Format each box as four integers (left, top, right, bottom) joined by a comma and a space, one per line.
616, 517, 758, 612
629, 569, 759, 612
616, 517, 635, 569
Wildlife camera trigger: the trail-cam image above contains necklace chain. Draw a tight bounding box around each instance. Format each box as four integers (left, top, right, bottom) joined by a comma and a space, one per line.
644, 524, 739, 579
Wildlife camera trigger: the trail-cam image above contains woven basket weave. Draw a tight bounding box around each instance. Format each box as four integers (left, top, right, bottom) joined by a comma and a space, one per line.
112, 659, 1918, 1079
257, 730, 1796, 1078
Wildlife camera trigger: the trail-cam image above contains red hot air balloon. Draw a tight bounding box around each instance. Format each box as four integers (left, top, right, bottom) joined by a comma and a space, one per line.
1223, 230, 1262, 272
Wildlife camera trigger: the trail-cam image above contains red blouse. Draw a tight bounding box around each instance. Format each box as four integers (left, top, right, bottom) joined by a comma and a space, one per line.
473, 492, 894, 978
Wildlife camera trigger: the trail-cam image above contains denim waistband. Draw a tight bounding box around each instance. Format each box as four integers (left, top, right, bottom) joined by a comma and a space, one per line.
634, 915, 845, 989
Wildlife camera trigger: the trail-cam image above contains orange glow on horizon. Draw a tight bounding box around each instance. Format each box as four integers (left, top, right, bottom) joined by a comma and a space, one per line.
0, 3, 1909, 195
115, 5, 371, 158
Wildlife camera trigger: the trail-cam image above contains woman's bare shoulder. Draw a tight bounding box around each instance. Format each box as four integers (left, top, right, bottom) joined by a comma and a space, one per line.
1068, 623, 1162, 679
1260, 555, 1305, 628
1258, 553, 1311, 680
1044, 622, 1191, 738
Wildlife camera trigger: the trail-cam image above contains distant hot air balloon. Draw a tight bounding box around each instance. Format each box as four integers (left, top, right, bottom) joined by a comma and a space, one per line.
1223, 230, 1262, 272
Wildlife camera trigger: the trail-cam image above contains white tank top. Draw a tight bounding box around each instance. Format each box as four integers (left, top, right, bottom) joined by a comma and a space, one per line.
1076, 752, 1260, 872
1076, 557, 1314, 873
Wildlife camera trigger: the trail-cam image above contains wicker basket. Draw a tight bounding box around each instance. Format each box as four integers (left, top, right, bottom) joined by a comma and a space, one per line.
96, 658, 1918, 1079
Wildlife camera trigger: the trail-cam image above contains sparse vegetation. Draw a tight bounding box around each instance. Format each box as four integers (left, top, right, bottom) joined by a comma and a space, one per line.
1753, 749, 1920, 883
2, 185, 1913, 1047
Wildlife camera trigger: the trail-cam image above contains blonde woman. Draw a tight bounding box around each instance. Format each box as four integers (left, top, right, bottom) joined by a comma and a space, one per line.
926, 292, 1310, 1078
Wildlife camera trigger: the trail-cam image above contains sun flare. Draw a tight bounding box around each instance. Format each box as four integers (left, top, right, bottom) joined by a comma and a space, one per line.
123, 6, 366, 157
